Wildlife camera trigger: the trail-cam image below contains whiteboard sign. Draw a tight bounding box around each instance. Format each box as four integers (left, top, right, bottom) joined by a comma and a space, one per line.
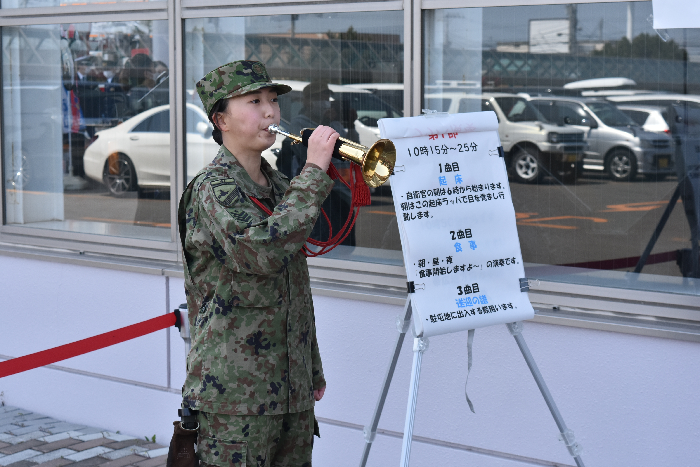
380, 112, 534, 337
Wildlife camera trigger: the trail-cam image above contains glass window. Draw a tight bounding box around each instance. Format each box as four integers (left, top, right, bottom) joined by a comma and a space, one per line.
2, 21, 171, 241
184, 11, 404, 264
423, 2, 700, 293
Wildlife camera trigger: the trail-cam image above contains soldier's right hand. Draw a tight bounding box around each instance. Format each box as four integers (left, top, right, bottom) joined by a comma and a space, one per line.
306, 125, 339, 173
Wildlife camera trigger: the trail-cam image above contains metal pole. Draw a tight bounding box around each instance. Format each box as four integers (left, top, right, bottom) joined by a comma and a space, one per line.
360, 298, 413, 467
399, 336, 429, 467
506, 322, 585, 467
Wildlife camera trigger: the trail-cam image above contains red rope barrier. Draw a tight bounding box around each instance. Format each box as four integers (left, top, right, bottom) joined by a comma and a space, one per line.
0, 312, 177, 379
250, 162, 371, 258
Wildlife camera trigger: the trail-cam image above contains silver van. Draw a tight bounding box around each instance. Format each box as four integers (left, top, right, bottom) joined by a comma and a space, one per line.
529, 97, 674, 181
424, 92, 586, 183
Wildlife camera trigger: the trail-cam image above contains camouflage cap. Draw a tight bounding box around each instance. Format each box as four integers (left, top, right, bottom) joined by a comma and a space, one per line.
196, 60, 292, 117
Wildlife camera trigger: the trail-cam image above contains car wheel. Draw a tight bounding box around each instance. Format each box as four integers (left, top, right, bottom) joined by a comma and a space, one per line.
606, 150, 637, 181
511, 147, 542, 183
103, 153, 137, 196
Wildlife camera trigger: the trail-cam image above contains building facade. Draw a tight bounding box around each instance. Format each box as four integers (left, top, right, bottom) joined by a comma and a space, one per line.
1, 0, 699, 465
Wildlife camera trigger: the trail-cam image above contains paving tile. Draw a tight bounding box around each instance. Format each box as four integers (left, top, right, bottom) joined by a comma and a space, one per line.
42, 426, 86, 436
70, 437, 101, 444
0, 437, 18, 445
3, 460, 37, 467
69, 440, 114, 452
25, 449, 77, 464
34, 458, 73, 467
0, 440, 46, 455
101, 447, 146, 461
69, 430, 101, 437
6, 415, 50, 425
12, 421, 59, 430
35, 439, 81, 454
64, 447, 113, 463
0, 408, 21, 416
132, 457, 166, 467
0, 426, 22, 435
0, 449, 43, 466
0, 444, 10, 450
96, 436, 130, 444
7, 434, 47, 446
136, 449, 167, 460
131, 446, 161, 453
37, 434, 83, 444
68, 457, 108, 467
6, 428, 45, 437
98, 455, 145, 467
97, 441, 142, 452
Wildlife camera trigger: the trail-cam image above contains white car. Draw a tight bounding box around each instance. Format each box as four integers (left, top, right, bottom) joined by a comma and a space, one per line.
83, 103, 279, 195
617, 105, 672, 135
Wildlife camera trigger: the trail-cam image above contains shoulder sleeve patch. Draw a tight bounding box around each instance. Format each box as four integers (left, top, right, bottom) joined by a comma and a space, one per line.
210, 179, 243, 207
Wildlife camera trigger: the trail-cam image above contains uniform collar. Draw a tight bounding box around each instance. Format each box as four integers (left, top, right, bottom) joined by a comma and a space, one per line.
210, 145, 287, 200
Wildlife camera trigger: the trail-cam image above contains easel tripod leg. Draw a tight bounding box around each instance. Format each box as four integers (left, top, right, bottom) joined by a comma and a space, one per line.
359, 298, 413, 467
399, 336, 429, 467
506, 322, 585, 467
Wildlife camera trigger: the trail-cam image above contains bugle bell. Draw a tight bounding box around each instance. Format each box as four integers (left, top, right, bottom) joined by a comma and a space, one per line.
267, 124, 396, 188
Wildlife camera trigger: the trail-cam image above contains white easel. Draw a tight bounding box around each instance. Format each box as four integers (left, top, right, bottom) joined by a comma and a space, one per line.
358, 295, 585, 467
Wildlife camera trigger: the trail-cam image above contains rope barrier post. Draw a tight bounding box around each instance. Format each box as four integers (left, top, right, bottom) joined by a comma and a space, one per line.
176, 304, 191, 357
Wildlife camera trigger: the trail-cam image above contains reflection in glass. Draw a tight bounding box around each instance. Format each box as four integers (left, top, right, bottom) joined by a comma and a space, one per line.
424, 1, 700, 289
2, 21, 171, 241
184, 12, 404, 262
2, 0, 160, 9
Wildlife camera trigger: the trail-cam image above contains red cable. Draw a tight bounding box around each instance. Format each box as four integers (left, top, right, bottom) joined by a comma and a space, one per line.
0, 313, 177, 379
250, 162, 370, 257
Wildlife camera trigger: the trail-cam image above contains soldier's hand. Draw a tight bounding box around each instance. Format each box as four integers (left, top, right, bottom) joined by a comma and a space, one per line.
314, 386, 326, 401
306, 125, 338, 173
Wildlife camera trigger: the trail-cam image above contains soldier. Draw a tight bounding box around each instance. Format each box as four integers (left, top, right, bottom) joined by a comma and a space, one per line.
177, 60, 338, 466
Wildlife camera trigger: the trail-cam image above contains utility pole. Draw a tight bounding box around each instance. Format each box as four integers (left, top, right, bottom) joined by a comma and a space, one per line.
567, 5, 578, 55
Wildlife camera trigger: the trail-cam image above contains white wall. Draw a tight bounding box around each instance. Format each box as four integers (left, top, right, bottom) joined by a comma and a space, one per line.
2, 255, 700, 466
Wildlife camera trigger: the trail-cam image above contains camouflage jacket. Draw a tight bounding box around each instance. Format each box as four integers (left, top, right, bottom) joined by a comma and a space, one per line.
178, 145, 333, 416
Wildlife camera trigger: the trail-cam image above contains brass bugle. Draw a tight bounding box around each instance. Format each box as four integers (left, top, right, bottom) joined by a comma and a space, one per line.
267, 124, 396, 188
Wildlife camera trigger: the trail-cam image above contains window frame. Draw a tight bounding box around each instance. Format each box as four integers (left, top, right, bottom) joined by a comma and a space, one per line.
2, 0, 699, 342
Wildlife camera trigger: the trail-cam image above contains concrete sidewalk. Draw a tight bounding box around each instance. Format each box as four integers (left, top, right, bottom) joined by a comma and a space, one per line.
0, 406, 168, 467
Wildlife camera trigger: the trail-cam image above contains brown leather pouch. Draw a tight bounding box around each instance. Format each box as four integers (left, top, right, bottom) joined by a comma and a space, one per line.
166, 421, 199, 467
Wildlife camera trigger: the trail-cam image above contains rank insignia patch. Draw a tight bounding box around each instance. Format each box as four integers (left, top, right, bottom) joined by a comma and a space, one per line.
231, 210, 253, 224
212, 180, 241, 207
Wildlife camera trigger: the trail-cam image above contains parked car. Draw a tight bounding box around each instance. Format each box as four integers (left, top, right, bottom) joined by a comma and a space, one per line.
275, 80, 403, 148
345, 83, 405, 113
84, 103, 281, 196
617, 105, 672, 134
423, 92, 586, 183
529, 97, 674, 181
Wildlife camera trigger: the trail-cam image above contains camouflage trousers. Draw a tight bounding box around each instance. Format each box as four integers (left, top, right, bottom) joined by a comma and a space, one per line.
196, 409, 318, 467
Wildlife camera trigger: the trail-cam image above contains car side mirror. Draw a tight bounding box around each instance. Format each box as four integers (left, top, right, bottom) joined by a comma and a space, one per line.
587, 118, 598, 129
196, 121, 209, 135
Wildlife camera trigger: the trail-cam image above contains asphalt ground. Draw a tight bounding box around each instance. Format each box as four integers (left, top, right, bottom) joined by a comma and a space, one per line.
0, 406, 168, 467
52, 171, 693, 278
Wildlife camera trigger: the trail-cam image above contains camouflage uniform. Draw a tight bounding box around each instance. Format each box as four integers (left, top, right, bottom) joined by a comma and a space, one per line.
177, 61, 332, 466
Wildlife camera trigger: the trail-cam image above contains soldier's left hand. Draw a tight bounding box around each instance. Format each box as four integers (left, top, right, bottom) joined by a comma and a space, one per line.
314, 386, 326, 401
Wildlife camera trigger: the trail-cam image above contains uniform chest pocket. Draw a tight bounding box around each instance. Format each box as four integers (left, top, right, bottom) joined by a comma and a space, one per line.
197, 437, 247, 467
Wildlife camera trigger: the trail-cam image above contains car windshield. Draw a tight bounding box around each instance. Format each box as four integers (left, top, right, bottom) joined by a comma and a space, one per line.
335, 92, 402, 127
586, 102, 636, 127
494, 97, 546, 122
